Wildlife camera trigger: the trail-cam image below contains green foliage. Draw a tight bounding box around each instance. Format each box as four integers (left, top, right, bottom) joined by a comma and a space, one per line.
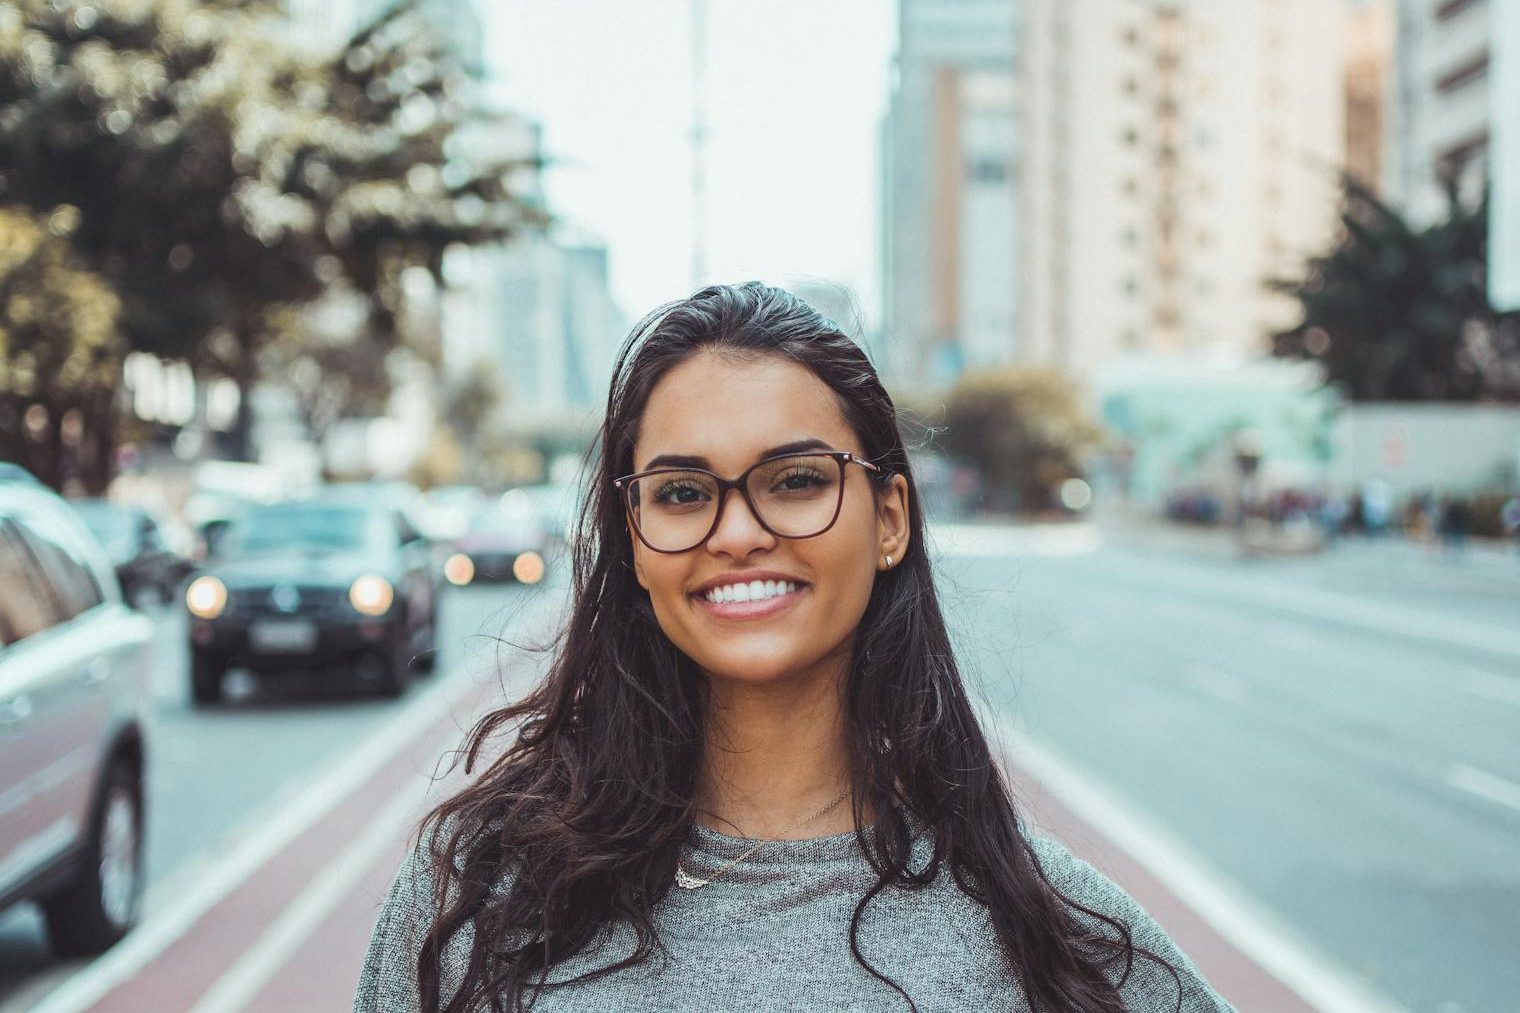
1272, 175, 1520, 401
0, 205, 123, 488
0, 0, 542, 466
942, 368, 1102, 514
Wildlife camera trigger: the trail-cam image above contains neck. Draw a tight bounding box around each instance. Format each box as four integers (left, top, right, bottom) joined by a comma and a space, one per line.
694, 659, 861, 840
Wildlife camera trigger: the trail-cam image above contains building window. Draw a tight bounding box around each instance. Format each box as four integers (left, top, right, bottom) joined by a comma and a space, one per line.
1435, 53, 1490, 94
1435, 0, 1485, 21
968, 158, 1008, 184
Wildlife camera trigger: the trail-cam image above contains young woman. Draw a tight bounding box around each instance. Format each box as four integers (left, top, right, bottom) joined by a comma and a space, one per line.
356, 282, 1232, 1012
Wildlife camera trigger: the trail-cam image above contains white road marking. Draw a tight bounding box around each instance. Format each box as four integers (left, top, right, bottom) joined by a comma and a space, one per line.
26, 667, 485, 1013
1182, 666, 1251, 705
987, 713, 1408, 1013
1461, 671, 1520, 708
1446, 763, 1520, 814
187, 759, 450, 1013
930, 522, 1104, 558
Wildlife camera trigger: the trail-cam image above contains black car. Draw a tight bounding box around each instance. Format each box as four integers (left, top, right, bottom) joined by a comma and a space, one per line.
441, 494, 550, 587
71, 499, 195, 605
184, 497, 437, 704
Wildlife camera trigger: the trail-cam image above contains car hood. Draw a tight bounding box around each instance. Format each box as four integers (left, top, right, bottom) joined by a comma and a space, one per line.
208, 550, 391, 589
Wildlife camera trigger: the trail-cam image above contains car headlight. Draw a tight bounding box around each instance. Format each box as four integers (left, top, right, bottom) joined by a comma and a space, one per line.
348, 574, 395, 616
443, 553, 475, 586
186, 576, 228, 619
512, 551, 545, 584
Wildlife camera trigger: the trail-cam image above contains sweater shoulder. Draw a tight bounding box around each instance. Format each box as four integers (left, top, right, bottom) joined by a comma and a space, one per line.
1022, 833, 1237, 1012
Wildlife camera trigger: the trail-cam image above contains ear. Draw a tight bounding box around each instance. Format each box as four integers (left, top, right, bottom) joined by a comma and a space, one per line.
875, 473, 910, 569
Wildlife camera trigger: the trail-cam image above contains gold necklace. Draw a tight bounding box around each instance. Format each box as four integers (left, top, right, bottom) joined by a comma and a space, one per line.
675, 787, 852, 889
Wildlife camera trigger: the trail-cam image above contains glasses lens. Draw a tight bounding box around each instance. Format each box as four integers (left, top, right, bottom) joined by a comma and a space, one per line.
745, 454, 843, 538
628, 470, 720, 551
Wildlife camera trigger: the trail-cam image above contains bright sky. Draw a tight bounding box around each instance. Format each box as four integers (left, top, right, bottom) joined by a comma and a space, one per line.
482, 0, 898, 328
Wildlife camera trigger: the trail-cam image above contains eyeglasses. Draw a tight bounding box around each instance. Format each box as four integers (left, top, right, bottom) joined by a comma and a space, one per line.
613, 451, 882, 554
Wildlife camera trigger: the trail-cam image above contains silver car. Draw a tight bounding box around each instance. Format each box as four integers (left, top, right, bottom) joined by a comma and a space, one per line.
0, 476, 153, 956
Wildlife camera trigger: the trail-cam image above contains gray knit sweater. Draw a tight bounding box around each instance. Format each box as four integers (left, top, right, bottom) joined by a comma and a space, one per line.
354, 817, 1234, 1012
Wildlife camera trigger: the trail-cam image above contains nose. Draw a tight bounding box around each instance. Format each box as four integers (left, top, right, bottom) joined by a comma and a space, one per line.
703, 487, 776, 558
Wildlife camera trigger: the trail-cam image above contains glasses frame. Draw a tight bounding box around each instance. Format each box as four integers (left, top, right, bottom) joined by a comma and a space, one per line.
612, 450, 883, 554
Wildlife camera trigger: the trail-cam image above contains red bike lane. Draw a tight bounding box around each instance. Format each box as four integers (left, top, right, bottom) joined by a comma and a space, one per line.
39, 679, 1360, 1013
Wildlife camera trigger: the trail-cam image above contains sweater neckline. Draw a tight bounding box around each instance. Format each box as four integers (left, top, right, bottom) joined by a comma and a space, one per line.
683, 804, 925, 865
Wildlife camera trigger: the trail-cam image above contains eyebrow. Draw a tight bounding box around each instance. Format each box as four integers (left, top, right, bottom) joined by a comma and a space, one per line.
641, 438, 836, 472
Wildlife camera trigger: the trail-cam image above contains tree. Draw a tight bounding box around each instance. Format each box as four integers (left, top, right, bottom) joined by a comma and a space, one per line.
1272, 174, 1520, 401
942, 368, 1102, 515
0, 0, 541, 468
0, 206, 123, 491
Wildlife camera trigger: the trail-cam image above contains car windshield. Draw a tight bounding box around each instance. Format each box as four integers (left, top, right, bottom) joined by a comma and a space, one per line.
468, 499, 542, 537
71, 502, 144, 558
222, 504, 384, 555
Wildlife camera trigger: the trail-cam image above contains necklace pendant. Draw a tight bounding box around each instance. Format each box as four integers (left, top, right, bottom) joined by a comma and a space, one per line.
675, 866, 708, 889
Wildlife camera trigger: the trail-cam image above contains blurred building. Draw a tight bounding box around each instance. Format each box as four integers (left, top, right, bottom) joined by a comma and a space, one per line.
1387, 0, 1497, 223
1489, 1, 1520, 312
444, 232, 623, 428
881, 0, 1021, 386
1020, 0, 1344, 377
1344, 1, 1395, 194
882, 0, 1344, 386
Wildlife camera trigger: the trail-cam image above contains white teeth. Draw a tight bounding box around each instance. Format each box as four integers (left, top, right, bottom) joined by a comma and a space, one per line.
704, 580, 799, 604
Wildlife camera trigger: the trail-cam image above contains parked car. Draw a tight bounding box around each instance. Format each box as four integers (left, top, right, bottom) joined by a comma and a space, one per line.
70, 499, 195, 605
442, 492, 550, 587
185, 496, 438, 704
0, 477, 154, 957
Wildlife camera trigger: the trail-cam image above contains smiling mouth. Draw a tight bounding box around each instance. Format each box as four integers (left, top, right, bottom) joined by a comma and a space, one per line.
690, 580, 809, 618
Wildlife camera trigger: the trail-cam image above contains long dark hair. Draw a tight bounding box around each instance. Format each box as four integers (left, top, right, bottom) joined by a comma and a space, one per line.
416, 281, 1183, 1012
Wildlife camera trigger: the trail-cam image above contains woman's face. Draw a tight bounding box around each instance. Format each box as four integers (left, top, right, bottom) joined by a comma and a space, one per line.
628, 350, 909, 689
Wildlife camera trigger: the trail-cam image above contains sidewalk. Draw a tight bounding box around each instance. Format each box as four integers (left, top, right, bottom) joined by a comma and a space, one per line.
29, 674, 1379, 1013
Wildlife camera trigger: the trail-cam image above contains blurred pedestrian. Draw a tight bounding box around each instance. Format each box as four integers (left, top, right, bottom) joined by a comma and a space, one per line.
1437, 496, 1472, 555
1500, 495, 1520, 560
356, 284, 1231, 1013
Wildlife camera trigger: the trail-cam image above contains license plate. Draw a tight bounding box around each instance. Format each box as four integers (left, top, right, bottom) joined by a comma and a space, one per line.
248, 619, 319, 653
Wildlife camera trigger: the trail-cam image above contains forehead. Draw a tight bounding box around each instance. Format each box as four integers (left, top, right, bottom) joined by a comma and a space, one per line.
634, 352, 858, 472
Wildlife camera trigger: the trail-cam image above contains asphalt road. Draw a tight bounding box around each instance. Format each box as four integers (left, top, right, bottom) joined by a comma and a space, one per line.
935, 524, 1520, 1013
4, 526, 1517, 1012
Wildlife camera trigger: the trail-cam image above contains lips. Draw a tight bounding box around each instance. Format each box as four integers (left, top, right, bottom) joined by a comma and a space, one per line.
688, 568, 806, 613
691, 581, 808, 621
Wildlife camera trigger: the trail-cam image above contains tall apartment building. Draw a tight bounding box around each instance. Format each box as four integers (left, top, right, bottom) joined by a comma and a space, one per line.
1021, 0, 1344, 377
1345, 1, 1396, 193
883, 0, 1345, 384
881, 0, 1021, 386
1388, 0, 1498, 223
1388, 0, 1520, 310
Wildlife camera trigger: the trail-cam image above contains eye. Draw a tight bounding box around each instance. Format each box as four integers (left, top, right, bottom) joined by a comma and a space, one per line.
773, 467, 828, 492
654, 480, 710, 505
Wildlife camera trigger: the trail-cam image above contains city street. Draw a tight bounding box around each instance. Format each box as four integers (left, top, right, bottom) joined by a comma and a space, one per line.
938, 521, 1520, 1013
1, 523, 1516, 1011
0, 562, 568, 1013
